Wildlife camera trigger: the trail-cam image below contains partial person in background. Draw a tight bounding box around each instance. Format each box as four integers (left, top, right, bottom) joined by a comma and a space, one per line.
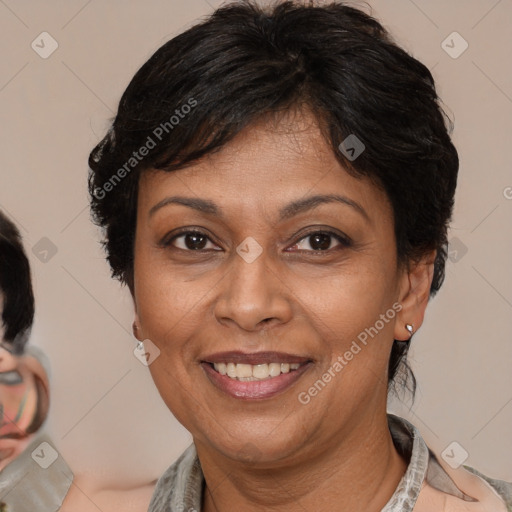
0, 209, 42, 471
0, 211, 156, 511
0, 210, 73, 511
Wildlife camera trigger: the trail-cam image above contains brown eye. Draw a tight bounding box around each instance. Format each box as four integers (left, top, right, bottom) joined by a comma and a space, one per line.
306, 233, 332, 251
164, 230, 220, 252
181, 232, 208, 250
287, 231, 351, 253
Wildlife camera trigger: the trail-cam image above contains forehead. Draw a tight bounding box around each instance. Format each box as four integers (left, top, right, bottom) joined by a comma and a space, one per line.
138, 110, 391, 221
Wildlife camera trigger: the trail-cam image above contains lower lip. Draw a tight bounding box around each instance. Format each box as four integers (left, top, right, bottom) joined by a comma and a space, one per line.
201, 362, 312, 400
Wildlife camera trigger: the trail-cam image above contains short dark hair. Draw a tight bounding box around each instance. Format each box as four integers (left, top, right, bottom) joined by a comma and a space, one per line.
88, 0, 459, 392
0, 210, 35, 353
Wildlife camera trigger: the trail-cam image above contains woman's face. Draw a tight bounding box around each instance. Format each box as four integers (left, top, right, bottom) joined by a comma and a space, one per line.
133, 111, 415, 464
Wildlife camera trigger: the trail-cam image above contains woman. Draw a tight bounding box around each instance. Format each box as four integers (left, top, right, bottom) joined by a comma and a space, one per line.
0, 210, 50, 473
0, 210, 73, 511
0, 212, 154, 511
88, 1, 512, 510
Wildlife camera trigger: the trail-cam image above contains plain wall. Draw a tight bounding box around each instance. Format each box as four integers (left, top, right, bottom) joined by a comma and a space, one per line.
0, 0, 510, 487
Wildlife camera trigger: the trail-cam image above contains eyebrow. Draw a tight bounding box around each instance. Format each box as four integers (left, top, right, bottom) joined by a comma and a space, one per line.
149, 194, 369, 222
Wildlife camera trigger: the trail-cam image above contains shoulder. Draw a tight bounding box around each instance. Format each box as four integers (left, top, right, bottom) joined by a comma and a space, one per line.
463, 466, 512, 509
60, 475, 155, 512
422, 446, 512, 511
387, 414, 512, 511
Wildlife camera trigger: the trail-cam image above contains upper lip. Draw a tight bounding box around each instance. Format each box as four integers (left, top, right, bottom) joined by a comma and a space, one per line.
202, 351, 311, 365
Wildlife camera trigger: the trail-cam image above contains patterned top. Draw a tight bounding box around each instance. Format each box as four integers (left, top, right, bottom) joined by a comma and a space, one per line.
0, 431, 73, 512
0, 345, 74, 512
148, 414, 512, 512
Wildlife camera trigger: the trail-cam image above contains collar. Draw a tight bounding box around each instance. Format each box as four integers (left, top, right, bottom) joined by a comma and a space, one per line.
148, 414, 511, 512
0, 431, 73, 511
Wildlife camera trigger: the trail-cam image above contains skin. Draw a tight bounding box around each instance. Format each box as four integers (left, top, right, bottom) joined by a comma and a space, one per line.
0, 347, 35, 471
131, 108, 435, 512
0, 293, 155, 511
60, 478, 156, 512
0, 352, 42, 463
0, 293, 45, 472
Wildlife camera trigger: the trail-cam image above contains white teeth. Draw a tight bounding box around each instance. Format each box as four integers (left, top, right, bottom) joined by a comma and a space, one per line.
253, 364, 269, 379
269, 363, 281, 377
236, 363, 253, 378
216, 362, 227, 375
227, 362, 237, 378
212, 362, 303, 380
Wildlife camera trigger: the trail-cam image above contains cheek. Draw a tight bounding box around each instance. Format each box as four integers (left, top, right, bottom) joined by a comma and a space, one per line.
137, 273, 204, 427
299, 259, 398, 337
296, 259, 399, 405
134, 247, 205, 346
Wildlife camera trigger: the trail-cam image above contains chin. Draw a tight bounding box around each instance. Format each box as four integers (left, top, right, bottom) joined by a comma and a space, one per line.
200, 421, 305, 465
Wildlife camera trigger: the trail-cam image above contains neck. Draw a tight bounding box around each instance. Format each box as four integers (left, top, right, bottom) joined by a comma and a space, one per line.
197, 411, 407, 512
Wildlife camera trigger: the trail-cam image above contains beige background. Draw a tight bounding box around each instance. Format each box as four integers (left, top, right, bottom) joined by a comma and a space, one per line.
0, 0, 511, 488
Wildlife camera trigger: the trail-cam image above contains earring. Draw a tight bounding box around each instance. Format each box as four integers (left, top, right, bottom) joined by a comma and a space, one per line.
405, 324, 414, 338
132, 322, 139, 339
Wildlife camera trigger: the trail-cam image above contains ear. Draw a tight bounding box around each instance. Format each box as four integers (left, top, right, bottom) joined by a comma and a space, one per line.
132, 290, 143, 341
132, 314, 143, 341
394, 250, 436, 341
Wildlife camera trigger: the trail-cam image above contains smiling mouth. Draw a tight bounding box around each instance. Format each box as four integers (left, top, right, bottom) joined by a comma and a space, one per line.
210, 362, 301, 381
201, 352, 312, 400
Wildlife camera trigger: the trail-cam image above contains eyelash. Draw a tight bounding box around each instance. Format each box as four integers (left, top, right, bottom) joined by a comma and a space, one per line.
161, 228, 352, 255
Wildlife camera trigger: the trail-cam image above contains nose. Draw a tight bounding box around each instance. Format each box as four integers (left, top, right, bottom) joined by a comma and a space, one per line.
214, 247, 293, 332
